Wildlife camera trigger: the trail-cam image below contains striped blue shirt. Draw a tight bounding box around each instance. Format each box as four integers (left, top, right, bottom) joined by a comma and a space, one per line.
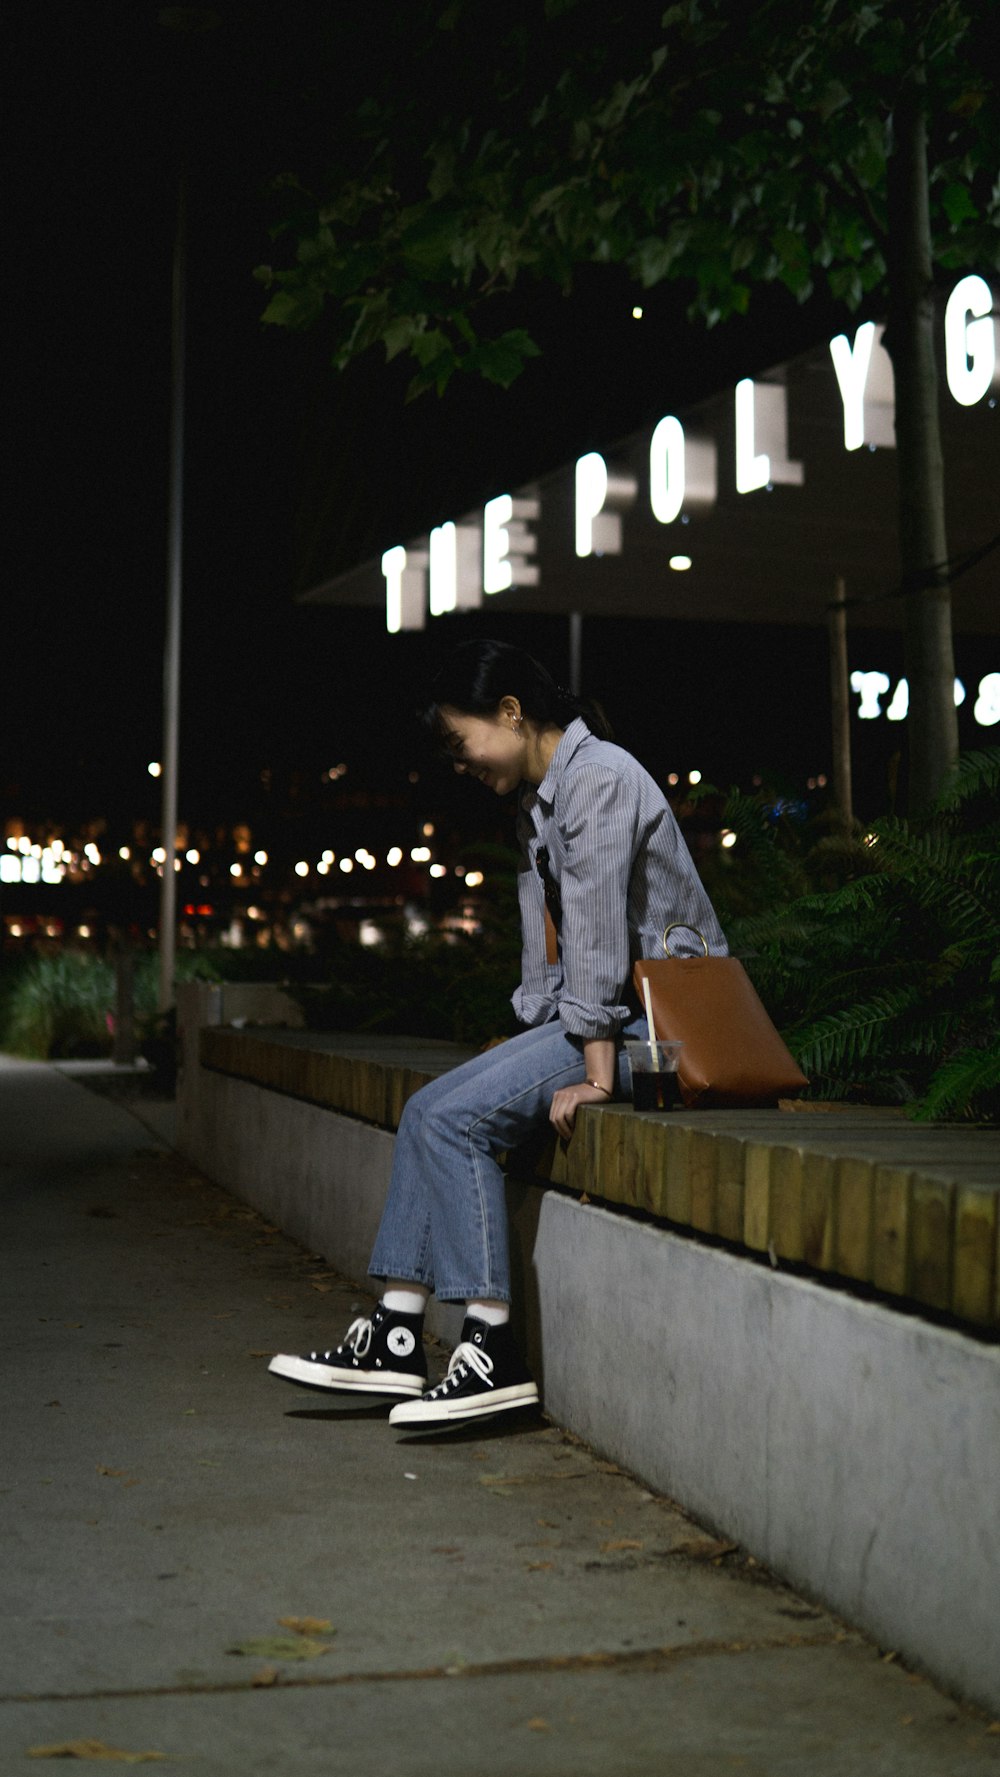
513, 719, 729, 1039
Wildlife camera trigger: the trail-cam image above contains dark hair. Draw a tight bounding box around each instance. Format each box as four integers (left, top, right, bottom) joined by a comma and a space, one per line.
420, 639, 612, 743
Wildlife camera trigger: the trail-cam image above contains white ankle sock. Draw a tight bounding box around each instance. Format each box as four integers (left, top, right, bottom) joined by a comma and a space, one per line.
466, 1299, 510, 1327
382, 1284, 429, 1317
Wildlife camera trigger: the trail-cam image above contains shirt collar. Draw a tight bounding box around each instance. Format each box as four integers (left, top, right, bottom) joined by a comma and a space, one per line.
534, 717, 591, 808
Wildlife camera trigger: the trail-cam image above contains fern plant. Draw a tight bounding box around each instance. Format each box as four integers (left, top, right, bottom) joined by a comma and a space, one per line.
724, 748, 1000, 1121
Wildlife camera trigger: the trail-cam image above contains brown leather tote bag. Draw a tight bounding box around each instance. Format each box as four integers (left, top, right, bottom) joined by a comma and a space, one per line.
633, 924, 808, 1109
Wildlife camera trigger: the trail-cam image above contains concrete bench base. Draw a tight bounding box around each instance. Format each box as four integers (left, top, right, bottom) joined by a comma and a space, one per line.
180, 1064, 1000, 1716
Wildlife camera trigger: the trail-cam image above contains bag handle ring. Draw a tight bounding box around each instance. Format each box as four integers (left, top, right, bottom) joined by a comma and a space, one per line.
662, 922, 709, 957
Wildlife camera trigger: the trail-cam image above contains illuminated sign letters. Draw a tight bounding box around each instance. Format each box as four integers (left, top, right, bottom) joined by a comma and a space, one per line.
945, 275, 999, 407
429, 522, 482, 616
851, 673, 988, 723
483, 494, 540, 594
381, 545, 427, 634
649, 419, 717, 524
381, 275, 997, 665
574, 453, 637, 556
975, 674, 1000, 726
829, 322, 895, 450
734, 380, 804, 494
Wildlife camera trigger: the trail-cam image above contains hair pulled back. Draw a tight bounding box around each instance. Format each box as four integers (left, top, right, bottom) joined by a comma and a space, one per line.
421, 639, 611, 743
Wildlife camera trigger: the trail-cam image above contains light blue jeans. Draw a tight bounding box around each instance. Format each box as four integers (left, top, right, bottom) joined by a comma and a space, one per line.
369, 1014, 647, 1302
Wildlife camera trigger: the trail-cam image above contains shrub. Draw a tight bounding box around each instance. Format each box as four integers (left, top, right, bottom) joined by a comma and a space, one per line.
726, 748, 1000, 1120
0, 949, 218, 1061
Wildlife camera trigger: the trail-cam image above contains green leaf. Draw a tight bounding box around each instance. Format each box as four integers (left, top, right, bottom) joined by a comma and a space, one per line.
426, 143, 457, 201
260, 286, 325, 330
410, 326, 452, 368
465, 328, 540, 387
228, 1636, 333, 1661
383, 316, 421, 362
636, 232, 687, 285
940, 181, 978, 225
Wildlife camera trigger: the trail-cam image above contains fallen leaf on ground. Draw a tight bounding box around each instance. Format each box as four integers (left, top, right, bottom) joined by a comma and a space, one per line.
309, 1282, 333, 1293
600, 1538, 644, 1553
96, 1466, 139, 1486
671, 1536, 738, 1561
26, 1741, 167, 1762
526, 1561, 555, 1571
527, 1718, 551, 1732
227, 1636, 332, 1661
277, 1616, 333, 1637
251, 1666, 280, 1688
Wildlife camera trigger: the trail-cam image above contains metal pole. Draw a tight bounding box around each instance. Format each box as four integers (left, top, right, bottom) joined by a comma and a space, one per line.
158, 172, 186, 1013
828, 577, 853, 833
568, 611, 582, 696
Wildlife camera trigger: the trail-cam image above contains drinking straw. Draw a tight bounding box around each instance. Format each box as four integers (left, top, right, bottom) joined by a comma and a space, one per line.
642, 977, 657, 1062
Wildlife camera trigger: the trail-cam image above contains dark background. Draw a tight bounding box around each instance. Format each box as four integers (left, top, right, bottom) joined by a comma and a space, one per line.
4, 1, 971, 844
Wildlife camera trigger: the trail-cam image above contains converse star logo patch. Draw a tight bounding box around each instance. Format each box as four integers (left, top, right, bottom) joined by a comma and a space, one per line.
387, 1326, 416, 1357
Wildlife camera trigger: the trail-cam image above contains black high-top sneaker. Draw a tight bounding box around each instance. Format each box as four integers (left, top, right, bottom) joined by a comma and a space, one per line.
268, 1304, 427, 1397
388, 1317, 539, 1426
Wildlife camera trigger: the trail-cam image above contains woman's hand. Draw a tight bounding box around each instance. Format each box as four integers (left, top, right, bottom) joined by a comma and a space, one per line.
549, 1080, 612, 1141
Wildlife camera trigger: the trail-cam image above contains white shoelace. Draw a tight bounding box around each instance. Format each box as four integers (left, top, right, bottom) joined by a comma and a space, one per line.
343, 1316, 373, 1358
311, 1316, 372, 1362
429, 1340, 494, 1397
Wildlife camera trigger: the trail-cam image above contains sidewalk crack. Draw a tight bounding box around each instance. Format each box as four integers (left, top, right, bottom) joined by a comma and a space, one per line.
1, 1630, 854, 1706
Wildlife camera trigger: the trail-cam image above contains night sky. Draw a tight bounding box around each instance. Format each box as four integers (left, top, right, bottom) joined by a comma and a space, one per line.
6, 2, 914, 844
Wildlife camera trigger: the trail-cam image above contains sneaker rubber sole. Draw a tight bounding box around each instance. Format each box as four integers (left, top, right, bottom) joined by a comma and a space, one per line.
388, 1380, 540, 1426
268, 1354, 426, 1396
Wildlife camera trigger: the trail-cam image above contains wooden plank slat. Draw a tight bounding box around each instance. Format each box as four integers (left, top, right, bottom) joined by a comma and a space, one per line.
908, 1175, 956, 1312
800, 1149, 836, 1271
713, 1134, 747, 1245
952, 1184, 998, 1327
872, 1166, 911, 1298
686, 1128, 718, 1236
835, 1156, 875, 1283
743, 1143, 772, 1253
663, 1122, 694, 1225
769, 1146, 804, 1263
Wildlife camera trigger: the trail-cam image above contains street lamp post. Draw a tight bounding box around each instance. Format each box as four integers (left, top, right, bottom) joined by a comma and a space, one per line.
156, 5, 220, 1014
158, 170, 186, 1013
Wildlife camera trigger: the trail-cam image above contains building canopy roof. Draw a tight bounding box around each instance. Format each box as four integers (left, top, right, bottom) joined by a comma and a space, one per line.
301, 302, 999, 637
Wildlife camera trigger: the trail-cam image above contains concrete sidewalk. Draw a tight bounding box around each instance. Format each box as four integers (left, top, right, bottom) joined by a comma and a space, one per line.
2, 1056, 997, 1775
